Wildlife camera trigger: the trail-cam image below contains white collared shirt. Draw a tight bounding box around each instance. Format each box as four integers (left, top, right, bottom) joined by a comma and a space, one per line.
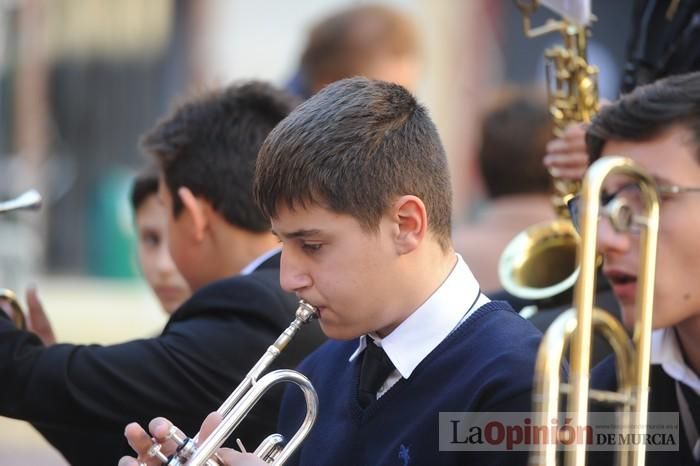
651, 327, 700, 395
348, 253, 490, 399
240, 247, 281, 276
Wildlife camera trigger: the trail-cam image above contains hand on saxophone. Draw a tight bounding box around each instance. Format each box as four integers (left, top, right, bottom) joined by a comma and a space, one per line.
543, 123, 590, 181
119, 412, 265, 466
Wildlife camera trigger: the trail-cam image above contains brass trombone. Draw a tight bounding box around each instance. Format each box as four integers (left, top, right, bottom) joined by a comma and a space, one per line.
149, 301, 319, 466
530, 156, 660, 466
0, 189, 43, 329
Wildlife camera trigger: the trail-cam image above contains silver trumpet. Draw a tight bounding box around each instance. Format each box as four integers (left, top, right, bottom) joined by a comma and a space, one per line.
0, 189, 42, 214
149, 301, 320, 466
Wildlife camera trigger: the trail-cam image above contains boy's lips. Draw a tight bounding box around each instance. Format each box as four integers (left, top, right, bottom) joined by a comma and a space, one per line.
315, 306, 329, 318
603, 267, 637, 302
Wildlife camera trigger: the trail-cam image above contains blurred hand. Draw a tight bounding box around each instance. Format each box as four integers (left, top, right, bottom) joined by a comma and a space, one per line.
119, 413, 265, 466
26, 286, 56, 345
543, 123, 589, 181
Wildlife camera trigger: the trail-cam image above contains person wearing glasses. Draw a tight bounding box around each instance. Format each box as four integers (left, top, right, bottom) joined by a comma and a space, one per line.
566, 72, 700, 466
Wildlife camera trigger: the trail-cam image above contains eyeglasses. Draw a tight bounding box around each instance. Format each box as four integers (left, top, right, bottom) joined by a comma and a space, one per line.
566, 182, 700, 234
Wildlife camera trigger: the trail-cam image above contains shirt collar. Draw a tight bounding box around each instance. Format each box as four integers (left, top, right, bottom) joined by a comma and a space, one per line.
651, 327, 700, 395
240, 247, 281, 276
348, 253, 486, 379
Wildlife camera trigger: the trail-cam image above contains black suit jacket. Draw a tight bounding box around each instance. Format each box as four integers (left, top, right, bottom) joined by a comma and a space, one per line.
0, 253, 326, 465
591, 359, 700, 466
489, 275, 623, 367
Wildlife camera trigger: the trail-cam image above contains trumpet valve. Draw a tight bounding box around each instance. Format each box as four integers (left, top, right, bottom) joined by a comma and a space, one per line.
148, 441, 170, 464
167, 425, 189, 448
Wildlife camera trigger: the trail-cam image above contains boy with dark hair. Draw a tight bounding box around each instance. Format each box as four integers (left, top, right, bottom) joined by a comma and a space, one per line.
122, 77, 541, 466
141, 81, 299, 289
130, 168, 190, 314
574, 71, 700, 465
0, 81, 325, 466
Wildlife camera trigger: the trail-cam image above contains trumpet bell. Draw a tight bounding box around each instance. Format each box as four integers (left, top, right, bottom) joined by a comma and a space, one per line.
498, 219, 580, 301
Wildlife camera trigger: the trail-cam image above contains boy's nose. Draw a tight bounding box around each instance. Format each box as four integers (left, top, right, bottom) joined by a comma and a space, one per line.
156, 246, 176, 274
596, 215, 632, 257
279, 250, 312, 293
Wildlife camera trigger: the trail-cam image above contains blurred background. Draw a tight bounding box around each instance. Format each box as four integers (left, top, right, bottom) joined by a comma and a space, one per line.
0, 0, 631, 463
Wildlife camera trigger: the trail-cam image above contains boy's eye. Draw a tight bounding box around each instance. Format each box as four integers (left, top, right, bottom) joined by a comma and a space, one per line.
142, 232, 160, 248
302, 242, 322, 252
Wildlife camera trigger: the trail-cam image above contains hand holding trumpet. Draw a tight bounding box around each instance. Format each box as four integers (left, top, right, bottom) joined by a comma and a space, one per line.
119, 414, 265, 466
118, 301, 318, 466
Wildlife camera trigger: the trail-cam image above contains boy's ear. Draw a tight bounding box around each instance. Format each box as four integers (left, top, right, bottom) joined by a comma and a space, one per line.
177, 187, 208, 242
392, 195, 426, 255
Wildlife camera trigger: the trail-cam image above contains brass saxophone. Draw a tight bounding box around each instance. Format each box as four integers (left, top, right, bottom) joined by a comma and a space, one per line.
498, 0, 599, 304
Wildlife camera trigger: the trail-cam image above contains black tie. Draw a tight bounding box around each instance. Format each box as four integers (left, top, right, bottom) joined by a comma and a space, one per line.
358, 341, 396, 408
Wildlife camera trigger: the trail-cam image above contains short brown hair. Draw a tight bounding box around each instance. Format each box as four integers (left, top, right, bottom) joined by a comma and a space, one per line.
478, 90, 553, 198
301, 5, 418, 88
254, 77, 452, 250
141, 81, 298, 232
587, 71, 700, 160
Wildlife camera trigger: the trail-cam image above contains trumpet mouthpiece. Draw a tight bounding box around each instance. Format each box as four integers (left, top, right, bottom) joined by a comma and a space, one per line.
296, 301, 319, 323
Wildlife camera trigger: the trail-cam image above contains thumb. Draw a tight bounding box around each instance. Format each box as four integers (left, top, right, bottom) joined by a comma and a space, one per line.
199, 411, 224, 443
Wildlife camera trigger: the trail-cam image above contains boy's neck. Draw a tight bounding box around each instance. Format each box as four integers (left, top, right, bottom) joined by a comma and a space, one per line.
676, 315, 700, 376
197, 222, 279, 289
376, 244, 457, 338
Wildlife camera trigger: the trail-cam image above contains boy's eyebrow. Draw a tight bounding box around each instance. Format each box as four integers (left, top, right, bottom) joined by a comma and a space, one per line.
271, 228, 323, 239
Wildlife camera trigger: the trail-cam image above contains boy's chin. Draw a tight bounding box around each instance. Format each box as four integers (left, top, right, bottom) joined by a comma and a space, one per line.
318, 321, 365, 341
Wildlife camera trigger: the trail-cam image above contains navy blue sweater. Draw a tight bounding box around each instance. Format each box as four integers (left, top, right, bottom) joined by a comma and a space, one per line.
277, 301, 541, 466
